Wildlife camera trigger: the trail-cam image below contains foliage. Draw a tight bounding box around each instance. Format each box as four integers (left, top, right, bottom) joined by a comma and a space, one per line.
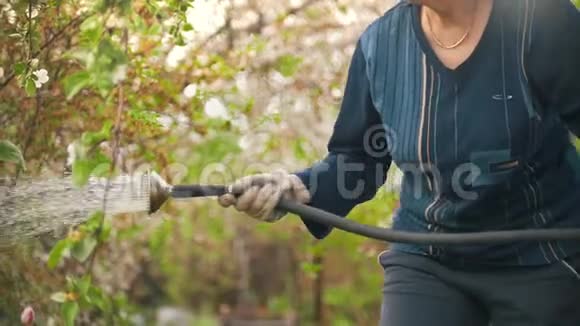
0, 0, 395, 324
0, 140, 25, 169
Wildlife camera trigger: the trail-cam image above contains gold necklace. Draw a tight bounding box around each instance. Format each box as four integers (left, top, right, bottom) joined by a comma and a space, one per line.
424, 2, 477, 50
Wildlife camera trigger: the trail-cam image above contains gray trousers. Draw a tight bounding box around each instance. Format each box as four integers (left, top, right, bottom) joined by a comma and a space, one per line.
378, 250, 580, 326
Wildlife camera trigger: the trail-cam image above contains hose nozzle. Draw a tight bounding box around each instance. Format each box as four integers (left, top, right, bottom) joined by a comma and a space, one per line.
147, 171, 229, 214
148, 171, 172, 214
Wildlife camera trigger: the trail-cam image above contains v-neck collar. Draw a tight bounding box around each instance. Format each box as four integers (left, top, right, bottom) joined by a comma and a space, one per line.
410, 0, 498, 75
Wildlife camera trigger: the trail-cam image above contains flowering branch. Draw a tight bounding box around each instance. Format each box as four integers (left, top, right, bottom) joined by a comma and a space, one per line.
0, 14, 91, 91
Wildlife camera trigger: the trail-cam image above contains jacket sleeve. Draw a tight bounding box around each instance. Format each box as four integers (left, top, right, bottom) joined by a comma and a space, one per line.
528, 0, 580, 136
293, 40, 392, 239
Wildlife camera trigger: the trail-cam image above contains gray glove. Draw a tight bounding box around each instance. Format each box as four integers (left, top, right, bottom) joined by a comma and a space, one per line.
217, 170, 311, 222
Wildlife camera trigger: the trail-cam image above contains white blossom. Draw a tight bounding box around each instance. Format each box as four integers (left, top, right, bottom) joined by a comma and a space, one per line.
2, 4, 16, 25
166, 45, 188, 68
238, 135, 252, 150
25, 7, 39, 19
182, 84, 198, 98
105, 15, 126, 28
189, 132, 203, 143
32, 69, 49, 88
128, 35, 140, 53
231, 115, 249, 131
7, 10, 16, 24
111, 64, 127, 84
157, 114, 173, 131
204, 98, 230, 119
197, 54, 210, 66
66, 143, 76, 167
186, 1, 227, 36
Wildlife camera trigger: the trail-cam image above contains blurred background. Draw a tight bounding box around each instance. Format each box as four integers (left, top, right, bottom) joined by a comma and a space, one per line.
0, 0, 405, 324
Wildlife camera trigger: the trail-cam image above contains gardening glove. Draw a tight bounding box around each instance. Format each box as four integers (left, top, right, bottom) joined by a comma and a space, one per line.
217, 170, 311, 222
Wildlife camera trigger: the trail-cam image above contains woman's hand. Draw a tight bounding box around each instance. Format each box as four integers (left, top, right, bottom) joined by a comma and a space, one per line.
218, 170, 311, 222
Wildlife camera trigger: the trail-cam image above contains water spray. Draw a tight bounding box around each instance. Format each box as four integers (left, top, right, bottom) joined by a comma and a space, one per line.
146, 172, 580, 246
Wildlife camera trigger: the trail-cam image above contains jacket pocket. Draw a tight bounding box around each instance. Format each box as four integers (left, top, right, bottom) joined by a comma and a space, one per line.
377, 250, 391, 269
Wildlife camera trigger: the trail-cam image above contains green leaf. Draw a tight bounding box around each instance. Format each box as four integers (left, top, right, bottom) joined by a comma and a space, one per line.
91, 162, 111, 177
293, 138, 307, 160
81, 121, 112, 145
61, 301, 79, 326
149, 219, 173, 253
300, 261, 322, 278
83, 211, 105, 231
47, 239, 70, 269
97, 39, 128, 66
62, 71, 91, 100
71, 236, 98, 262
72, 159, 93, 186
175, 34, 186, 46
75, 275, 91, 297
0, 140, 26, 168
87, 285, 111, 312
80, 15, 100, 31
98, 219, 112, 242
25, 78, 36, 96
182, 23, 193, 31
50, 292, 68, 303
275, 54, 303, 77
13, 62, 26, 75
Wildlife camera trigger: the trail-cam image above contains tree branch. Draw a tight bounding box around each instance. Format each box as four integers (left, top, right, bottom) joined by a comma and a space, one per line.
0, 14, 92, 91
192, 0, 322, 54
86, 27, 128, 274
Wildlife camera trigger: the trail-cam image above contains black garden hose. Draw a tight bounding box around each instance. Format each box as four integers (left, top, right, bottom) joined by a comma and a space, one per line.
169, 184, 580, 246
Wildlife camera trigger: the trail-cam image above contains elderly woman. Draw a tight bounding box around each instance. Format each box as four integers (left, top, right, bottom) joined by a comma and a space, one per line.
219, 0, 580, 324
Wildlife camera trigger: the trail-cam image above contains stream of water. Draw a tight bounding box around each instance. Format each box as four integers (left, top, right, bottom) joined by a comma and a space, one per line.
0, 175, 151, 246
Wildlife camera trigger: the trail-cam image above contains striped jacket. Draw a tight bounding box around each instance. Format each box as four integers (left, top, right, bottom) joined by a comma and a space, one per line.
295, 0, 580, 266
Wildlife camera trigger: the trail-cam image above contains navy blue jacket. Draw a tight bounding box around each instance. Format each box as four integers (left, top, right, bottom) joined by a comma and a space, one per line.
295, 0, 580, 265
